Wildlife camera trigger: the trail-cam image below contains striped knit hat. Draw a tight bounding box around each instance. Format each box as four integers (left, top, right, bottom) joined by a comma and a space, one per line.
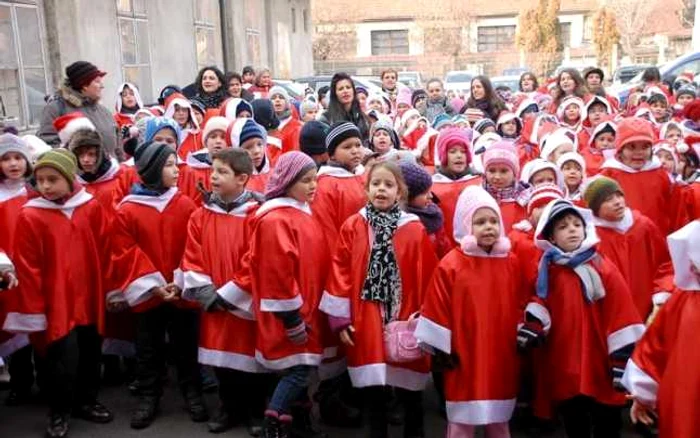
527, 183, 564, 216
265, 151, 316, 200
34, 149, 78, 190
326, 121, 361, 157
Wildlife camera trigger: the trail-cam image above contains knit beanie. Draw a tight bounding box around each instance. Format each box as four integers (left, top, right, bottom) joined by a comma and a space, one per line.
397, 87, 413, 107
436, 127, 471, 167
398, 161, 433, 199
269, 85, 290, 102
583, 176, 623, 215
432, 113, 453, 131
0, 134, 32, 175
527, 183, 564, 216
265, 151, 316, 200
220, 98, 255, 120
133, 140, 176, 190
541, 199, 586, 241
677, 84, 697, 99
144, 117, 182, 146
300, 99, 319, 119
464, 108, 485, 124
615, 117, 655, 152
482, 141, 519, 177
371, 118, 400, 149
474, 118, 497, 135
326, 121, 361, 157
34, 149, 77, 190
252, 99, 280, 131
202, 116, 231, 143
65, 61, 106, 90
411, 89, 428, 107
229, 118, 266, 148
300, 121, 330, 156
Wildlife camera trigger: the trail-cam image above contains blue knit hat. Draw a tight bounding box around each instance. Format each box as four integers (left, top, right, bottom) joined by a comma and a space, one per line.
432, 113, 453, 131
144, 117, 181, 146
230, 118, 267, 148
300, 121, 329, 156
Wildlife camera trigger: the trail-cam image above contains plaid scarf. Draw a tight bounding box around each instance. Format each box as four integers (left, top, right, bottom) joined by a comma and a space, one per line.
484, 181, 531, 206
361, 203, 402, 324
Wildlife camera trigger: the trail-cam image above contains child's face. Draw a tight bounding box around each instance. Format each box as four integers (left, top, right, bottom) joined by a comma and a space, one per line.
241, 137, 265, 168
397, 103, 410, 115
206, 130, 229, 155
594, 132, 616, 151
35, 167, 71, 201
193, 111, 204, 127
656, 150, 676, 173
238, 110, 252, 119
664, 128, 682, 146
550, 144, 574, 163
530, 169, 556, 187
76, 146, 100, 173
650, 101, 668, 120
410, 190, 432, 209
446, 146, 468, 174
598, 193, 626, 222
368, 100, 384, 113
486, 164, 515, 189
332, 137, 363, 171
173, 105, 190, 127
287, 167, 317, 203
587, 104, 607, 127
373, 130, 393, 155
161, 154, 179, 188
153, 128, 178, 147
564, 104, 580, 123
357, 93, 367, 111
427, 82, 444, 100
302, 109, 318, 122
1, 152, 28, 181
367, 167, 401, 211
676, 94, 694, 107
211, 158, 246, 198
271, 94, 287, 113
121, 87, 137, 108
549, 213, 585, 253
472, 207, 500, 250
502, 120, 517, 136
619, 141, 652, 170
561, 161, 583, 191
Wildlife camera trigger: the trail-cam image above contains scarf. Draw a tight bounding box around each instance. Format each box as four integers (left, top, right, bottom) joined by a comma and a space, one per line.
197, 89, 227, 109
438, 167, 473, 181
79, 157, 112, 183
472, 98, 492, 115
130, 184, 167, 196
484, 181, 531, 206
406, 203, 444, 234
120, 105, 139, 115
536, 246, 606, 302
361, 203, 403, 324
276, 109, 292, 121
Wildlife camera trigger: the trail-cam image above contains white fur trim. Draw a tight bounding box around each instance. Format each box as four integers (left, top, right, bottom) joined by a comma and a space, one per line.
254, 350, 322, 370
3, 313, 47, 333
317, 165, 364, 178
525, 302, 552, 333
446, 399, 517, 425
0, 251, 13, 272
593, 208, 634, 234
119, 187, 178, 212
203, 200, 258, 217
124, 272, 167, 306
347, 363, 430, 391
0, 181, 27, 203
256, 197, 311, 217
59, 117, 96, 145
622, 359, 658, 408
198, 347, 268, 373
183, 271, 213, 290
651, 292, 672, 306
24, 188, 93, 220
607, 324, 645, 354
217, 281, 253, 313
318, 292, 350, 318
259, 295, 303, 312
415, 316, 452, 354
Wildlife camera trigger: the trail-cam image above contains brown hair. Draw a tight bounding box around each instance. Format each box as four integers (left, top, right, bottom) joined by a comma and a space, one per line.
212, 149, 253, 176
365, 161, 408, 202
381, 68, 398, 80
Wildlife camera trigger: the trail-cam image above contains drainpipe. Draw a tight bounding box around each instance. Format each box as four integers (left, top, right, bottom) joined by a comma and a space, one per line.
219, 0, 230, 71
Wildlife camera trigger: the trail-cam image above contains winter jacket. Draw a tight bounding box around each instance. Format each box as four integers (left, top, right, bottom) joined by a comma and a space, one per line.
318, 109, 371, 146
422, 97, 455, 123
37, 84, 122, 161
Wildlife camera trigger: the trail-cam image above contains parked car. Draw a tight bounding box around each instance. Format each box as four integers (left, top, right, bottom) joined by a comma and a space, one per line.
272, 80, 306, 101
502, 67, 529, 77
610, 51, 700, 106
293, 75, 383, 96
398, 71, 423, 89
490, 75, 521, 93
612, 64, 654, 85
444, 70, 476, 97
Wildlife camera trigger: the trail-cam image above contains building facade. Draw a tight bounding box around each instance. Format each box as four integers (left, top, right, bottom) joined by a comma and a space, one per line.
1, 0, 313, 131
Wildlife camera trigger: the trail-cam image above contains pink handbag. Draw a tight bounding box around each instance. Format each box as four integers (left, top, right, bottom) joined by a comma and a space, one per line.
384, 314, 423, 363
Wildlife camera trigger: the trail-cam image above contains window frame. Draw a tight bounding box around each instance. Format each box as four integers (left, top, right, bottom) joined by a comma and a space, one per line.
0, 1, 50, 129
370, 29, 409, 56
116, 0, 152, 102
193, 0, 220, 70
476, 25, 516, 53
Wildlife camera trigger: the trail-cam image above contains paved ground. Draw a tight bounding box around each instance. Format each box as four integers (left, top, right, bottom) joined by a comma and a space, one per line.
0, 377, 644, 438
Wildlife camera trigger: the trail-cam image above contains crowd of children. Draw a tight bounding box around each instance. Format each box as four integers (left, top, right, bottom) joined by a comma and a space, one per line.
1, 62, 700, 438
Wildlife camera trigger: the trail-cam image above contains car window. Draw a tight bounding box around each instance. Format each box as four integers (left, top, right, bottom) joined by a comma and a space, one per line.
669, 59, 700, 77
445, 73, 473, 83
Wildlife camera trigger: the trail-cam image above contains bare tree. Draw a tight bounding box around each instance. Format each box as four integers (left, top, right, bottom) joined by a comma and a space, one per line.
608, 0, 655, 59
416, 0, 472, 70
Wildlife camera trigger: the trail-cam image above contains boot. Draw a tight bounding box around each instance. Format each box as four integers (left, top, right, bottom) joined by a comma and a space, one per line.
317, 391, 362, 428
130, 395, 159, 429
184, 388, 209, 422
207, 406, 234, 433
289, 402, 327, 438
45, 412, 69, 438
263, 411, 289, 438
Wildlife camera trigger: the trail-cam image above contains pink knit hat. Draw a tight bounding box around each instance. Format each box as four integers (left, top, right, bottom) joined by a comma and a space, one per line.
436, 127, 471, 167
264, 151, 316, 200
482, 140, 519, 177
397, 87, 413, 107
453, 185, 511, 256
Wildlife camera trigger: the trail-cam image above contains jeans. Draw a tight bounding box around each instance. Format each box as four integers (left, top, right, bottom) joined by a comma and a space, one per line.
268, 365, 313, 414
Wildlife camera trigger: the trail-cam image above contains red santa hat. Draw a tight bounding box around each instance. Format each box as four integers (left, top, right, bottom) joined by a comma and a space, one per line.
556, 96, 585, 123
589, 119, 618, 147
163, 93, 200, 130
452, 185, 511, 256
520, 158, 563, 188
52, 112, 96, 145
584, 95, 612, 116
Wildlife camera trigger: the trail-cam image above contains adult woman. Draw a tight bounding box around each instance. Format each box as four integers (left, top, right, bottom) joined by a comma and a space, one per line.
194, 66, 227, 109
549, 68, 588, 114
519, 72, 539, 94
249, 67, 273, 99
224, 72, 254, 102
462, 75, 506, 122
318, 73, 371, 144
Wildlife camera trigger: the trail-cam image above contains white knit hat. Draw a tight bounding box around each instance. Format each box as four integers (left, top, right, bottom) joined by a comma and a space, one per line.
202, 116, 231, 143
0, 133, 32, 167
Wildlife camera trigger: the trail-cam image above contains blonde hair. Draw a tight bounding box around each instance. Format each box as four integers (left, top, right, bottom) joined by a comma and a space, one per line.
365, 161, 408, 203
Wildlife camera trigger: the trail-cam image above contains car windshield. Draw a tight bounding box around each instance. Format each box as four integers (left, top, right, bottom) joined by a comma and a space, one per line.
492, 79, 520, 92
446, 73, 473, 83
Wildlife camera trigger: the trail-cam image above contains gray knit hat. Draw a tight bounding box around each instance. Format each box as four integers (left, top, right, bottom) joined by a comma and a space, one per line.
133, 141, 176, 190
0, 134, 32, 177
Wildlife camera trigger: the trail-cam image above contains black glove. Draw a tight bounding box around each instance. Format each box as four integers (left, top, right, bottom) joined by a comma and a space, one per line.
610, 344, 634, 392
121, 124, 134, 139
517, 320, 545, 352
432, 350, 459, 371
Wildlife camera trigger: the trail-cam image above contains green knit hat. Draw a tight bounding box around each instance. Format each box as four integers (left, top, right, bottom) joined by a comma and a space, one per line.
584, 176, 623, 215
34, 149, 78, 190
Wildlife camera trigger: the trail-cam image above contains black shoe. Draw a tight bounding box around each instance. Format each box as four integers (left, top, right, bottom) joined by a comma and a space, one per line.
185, 391, 209, 422
263, 415, 289, 438
130, 396, 159, 430
73, 402, 113, 424
247, 417, 263, 437
5, 389, 32, 406
290, 404, 327, 438
45, 413, 69, 438
317, 393, 362, 428
207, 408, 234, 433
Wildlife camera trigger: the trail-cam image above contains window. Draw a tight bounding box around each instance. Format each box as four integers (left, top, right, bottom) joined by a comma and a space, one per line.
560, 22, 571, 48
291, 8, 296, 33
244, 0, 263, 66
303, 9, 308, 33
194, 0, 221, 69
117, 0, 152, 102
0, 2, 49, 128
583, 16, 593, 43
371, 30, 409, 56
477, 25, 515, 52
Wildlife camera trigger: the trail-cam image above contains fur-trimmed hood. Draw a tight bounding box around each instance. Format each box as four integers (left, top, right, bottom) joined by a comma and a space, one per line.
58, 82, 96, 108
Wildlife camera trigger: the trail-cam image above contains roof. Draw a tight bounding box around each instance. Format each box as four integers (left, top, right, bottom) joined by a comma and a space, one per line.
472, 0, 599, 17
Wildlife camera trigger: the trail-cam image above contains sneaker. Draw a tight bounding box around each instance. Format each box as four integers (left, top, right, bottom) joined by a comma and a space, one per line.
73, 401, 113, 424
45, 413, 69, 438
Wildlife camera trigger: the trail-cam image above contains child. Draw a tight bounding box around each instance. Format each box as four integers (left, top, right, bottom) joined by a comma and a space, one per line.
313, 122, 367, 251
653, 142, 680, 179
671, 85, 696, 119
3, 150, 113, 438
269, 86, 302, 157
556, 152, 586, 204
164, 92, 201, 160
300, 99, 320, 123
583, 177, 671, 320
320, 161, 438, 438
516, 113, 557, 168
578, 96, 612, 150
229, 117, 272, 193
252, 99, 284, 167
622, 220, 700, 438
482, 141, 529, 233
111, 140, 205, 429
371, 118, 401, 162
299, 121, 330, 167
581, 119, 616, 176
241, 152, 328, 436
114, 82, 144, 129
416, 185, 521, 438
181, 149, 268, 435
496, 113, 522, 140
399, 161, 452, 258
220, 98, 254, 121
659, 121, 683, 146
556, 96, 584, 130
648, 93, 670, 124
432, 128, 482, 247
539, 128, 576, 163
474, 118, 497, 136
600, 117, 685, 234
179, 116, 231, 206
518, 200, 644, 437
521, 159, 564, 189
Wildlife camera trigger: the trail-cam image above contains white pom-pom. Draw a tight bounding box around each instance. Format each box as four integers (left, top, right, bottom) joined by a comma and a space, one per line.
677, 142, 689, 154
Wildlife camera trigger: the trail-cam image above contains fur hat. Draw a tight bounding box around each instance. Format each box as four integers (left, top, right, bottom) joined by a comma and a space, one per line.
67, 129, 104, 167
53, 112, 96, 145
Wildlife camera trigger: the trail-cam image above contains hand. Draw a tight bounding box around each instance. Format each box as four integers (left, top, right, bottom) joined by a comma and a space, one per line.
153, 286, 178, 302
0, 271, 18, 290
629, 398, 656, 426
164, 283, 182, 298
340, 325, 356, 347
107, 300, 130, 313
646, 305, 661, 326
